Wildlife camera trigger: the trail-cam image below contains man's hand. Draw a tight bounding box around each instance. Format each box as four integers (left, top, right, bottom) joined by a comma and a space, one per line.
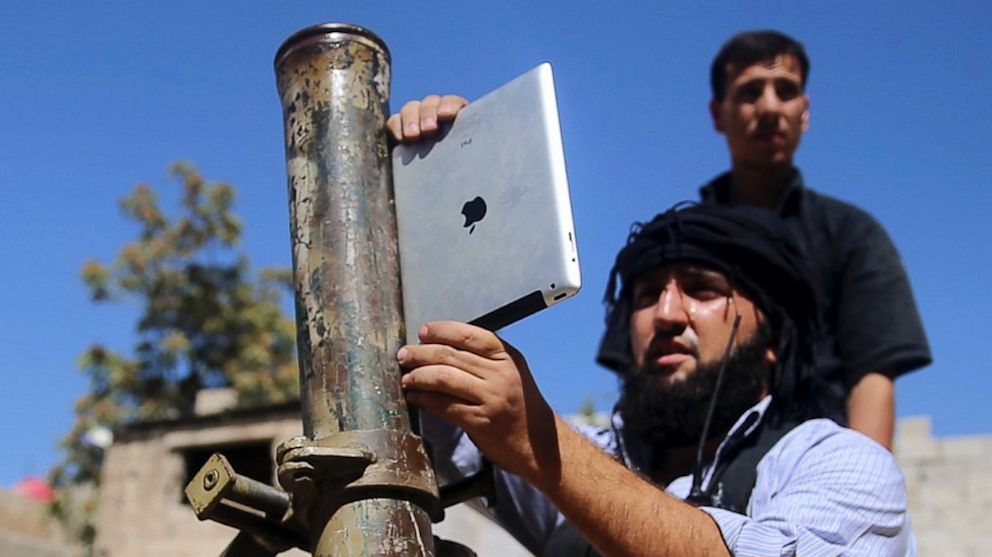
386, 94, 468, 143
398, 321, 560, 487
401, 321, 737, 557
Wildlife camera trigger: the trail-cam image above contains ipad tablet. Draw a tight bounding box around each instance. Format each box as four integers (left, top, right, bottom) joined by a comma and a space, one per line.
393, 63, 581, 343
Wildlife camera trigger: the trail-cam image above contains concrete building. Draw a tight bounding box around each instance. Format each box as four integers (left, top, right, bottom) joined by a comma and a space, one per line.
0, 486, 79, 557
89, 391, 988, 556
93, 390, 528, 557
94, 392, 304, 557
895, 416, 991, 557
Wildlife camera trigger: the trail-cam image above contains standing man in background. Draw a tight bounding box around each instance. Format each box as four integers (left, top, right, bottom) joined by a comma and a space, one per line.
387, 30, 931, 449
692, 31, 930, 447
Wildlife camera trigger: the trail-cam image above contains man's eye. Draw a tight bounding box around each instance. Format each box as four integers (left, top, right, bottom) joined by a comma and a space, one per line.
776, 82, 800, 101
736, 84, 762, 103
633, 288, 660, 309
688, 288, 720, 299
683, 282, 726, 300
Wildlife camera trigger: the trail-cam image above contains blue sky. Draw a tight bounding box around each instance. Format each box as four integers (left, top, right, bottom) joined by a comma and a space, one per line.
1, 1, 990, 487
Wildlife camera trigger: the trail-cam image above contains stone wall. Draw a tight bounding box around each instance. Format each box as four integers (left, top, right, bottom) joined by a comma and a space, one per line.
894, 416, 991, 557
0, 488, 78, 557
94, 408, 306, 557
92, 403, 529, 557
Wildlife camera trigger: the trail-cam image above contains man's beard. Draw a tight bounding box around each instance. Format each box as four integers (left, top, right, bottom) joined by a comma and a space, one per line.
617, 325, 772, 448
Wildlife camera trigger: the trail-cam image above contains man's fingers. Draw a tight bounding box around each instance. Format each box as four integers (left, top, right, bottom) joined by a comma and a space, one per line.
386, 111, 403, 141
412, 94, 467, 132
398, 342, 491, 379
398, 99, 423, 140
404, 391, 480, 429
417, 321, 507, 358
438, 95, 468, 118
418, 95, 442, 134
387, 94, 469, 143
401, 364, 486, 404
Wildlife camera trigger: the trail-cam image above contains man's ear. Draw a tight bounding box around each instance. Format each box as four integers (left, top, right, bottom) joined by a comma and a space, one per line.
801, 94, 810, 132
764, 346, 777, 366
755, 311, 777, 366
709, 100, 724, 133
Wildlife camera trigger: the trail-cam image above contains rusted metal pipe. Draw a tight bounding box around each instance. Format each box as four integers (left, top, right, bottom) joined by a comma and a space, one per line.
274, 23, 437, 556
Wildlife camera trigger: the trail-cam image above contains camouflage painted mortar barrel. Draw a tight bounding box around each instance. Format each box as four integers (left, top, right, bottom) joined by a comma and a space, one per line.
275, 23, 436, 556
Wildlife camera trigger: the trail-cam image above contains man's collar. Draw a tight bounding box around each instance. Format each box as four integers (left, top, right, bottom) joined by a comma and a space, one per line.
722, 395, 772, 442
698, 168, 805, 216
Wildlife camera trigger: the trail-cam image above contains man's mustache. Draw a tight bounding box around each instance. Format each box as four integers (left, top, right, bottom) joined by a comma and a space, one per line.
642, 329, 700, 368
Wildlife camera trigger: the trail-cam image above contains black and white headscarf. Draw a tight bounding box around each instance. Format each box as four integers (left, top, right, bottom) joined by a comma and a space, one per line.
597, 203, 827, 419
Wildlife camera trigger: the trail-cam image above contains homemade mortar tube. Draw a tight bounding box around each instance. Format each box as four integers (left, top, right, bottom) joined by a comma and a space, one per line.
275, 23, 436, 556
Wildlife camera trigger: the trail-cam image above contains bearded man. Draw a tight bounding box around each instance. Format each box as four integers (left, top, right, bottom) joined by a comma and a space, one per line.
399, 204, 914, 556
389, 30, 932, 450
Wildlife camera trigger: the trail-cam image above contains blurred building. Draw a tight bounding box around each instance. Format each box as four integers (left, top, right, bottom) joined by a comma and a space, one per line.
93, 389, 303, 557
68, 389, 989, 556
895, 416, 991, 557
92, 389, 528, 557
0, 481, 79, 557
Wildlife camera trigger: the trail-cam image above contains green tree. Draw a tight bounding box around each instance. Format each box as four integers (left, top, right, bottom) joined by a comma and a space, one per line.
49, 162, 298, 549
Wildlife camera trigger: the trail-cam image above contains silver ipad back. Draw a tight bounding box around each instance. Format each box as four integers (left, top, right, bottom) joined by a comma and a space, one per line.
393, 63, 581, 344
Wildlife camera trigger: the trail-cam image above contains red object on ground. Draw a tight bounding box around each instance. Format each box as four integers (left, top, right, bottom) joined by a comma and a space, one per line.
13, 476, 54, 503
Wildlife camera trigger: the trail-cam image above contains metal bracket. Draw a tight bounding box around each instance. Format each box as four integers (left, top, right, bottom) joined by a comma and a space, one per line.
185, 453, 308, 554
276, 430, 443, 522
186, 432, 497, 555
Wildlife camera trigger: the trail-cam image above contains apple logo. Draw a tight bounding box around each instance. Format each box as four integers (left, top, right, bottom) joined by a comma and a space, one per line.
461, 196, 487, 234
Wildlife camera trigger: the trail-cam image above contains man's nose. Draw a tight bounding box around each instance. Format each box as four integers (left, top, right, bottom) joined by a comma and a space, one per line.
653, 284, 690, 333
755, 84, 783, 116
